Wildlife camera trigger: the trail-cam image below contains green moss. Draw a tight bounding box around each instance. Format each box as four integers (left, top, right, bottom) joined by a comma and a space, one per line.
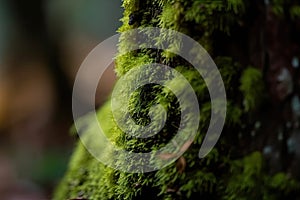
239, 67, 265, 112
271, 0, 300, 18
271, 0, 285, 16
55, 0, 299, 199
159, 2, 183, 30
223, 152, 300, 200
290, 5, 300, 19
115, 53, 153, 76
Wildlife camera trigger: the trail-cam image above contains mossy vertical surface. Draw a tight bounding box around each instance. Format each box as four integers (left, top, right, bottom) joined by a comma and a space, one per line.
54, 0, 300, 199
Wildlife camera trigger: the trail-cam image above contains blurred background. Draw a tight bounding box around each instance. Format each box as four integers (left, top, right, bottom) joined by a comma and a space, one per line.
0, 0, 121, 199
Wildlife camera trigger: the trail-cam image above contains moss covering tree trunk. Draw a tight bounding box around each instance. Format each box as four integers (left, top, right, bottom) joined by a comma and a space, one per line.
55, 0, 300, 199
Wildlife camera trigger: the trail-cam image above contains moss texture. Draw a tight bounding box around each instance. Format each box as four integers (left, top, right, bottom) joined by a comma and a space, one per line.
54, 0, 300, 199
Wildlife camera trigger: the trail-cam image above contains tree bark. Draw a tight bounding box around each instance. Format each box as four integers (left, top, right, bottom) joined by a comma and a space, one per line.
54, 0, 300, 199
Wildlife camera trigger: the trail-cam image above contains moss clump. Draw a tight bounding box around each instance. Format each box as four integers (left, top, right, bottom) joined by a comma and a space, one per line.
290, 5, 300, 19
54, 0, 300, 199
225, 152, 300, 200
239, 67, 265, 112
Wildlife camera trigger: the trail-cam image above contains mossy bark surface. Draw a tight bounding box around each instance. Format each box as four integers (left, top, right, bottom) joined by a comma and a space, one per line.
55, 0, 300, 199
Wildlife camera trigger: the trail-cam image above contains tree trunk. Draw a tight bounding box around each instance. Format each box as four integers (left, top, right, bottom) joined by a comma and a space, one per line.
54, 0, 300, 199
